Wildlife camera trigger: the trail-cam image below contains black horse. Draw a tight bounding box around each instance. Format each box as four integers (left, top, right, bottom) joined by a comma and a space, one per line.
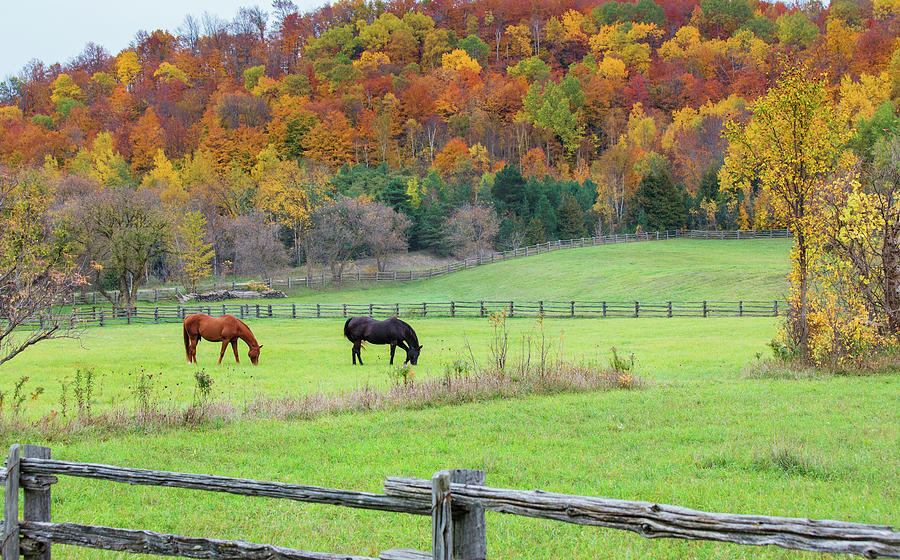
343, 316, 422, 365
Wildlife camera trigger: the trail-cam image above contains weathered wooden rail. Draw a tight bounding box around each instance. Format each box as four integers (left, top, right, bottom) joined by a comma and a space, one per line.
1, 444, 897, 559
71, 229, 792, 303
15, 299, 786, 329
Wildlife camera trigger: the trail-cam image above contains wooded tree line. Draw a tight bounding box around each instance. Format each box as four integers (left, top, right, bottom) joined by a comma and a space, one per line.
1, 0, 900, 311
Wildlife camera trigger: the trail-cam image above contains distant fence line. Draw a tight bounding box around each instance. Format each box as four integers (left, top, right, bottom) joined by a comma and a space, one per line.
2, 444, 898, 560
21, 299, 786, 329
72, 229, 792, 304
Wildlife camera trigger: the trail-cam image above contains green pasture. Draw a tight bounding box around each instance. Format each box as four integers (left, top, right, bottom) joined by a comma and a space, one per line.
2, 237, 896, 558
5, 317, 776, 416
281, 239, 792, 303
4, 366, 898, 559
117, 238, 792, 307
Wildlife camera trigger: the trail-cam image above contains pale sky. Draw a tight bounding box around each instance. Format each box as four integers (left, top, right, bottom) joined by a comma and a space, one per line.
0, 0, 323, 79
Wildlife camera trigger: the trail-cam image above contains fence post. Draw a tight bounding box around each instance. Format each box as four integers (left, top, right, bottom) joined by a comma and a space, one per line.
256, 304, 260, 318
2, 444, 21, 560
268, 305, 273, 318
450, 302, 455, 318
22, 444, 52, 560
602, 301, 607, 318
423, 303, 428, 317
431, 471, 453, 560
154, 289, 158, 302
240, 305, 245, 319
774, 300, 779, 317
126, 308, 131, 324
634, 301, 639, 317
154, 307, 159, 323
288, 277, 292, 290
369, 303, 373, 316
739, 301, 743, 317
292, 304, 296, 319
509, 301, 514, 317
99, 309, 104, 327
667, 301, 672, 318
479, 301, 485, 318
570, 301, 575, 317
317, 304, 321, 318
449, 469, 487, 560
703, 301, 708, 318
343, 304, 347, 318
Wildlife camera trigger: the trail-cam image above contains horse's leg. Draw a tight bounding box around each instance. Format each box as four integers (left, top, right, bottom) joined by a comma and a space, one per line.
353, 341, 363, 365
390, 343, 396, 365
231, 340, 240, 363
190, 336, 199, 364
218, 341, 228, 365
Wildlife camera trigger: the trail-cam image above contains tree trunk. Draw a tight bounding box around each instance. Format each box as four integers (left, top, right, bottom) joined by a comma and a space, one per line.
882, 224, 900, 333
796, 230, 809, 358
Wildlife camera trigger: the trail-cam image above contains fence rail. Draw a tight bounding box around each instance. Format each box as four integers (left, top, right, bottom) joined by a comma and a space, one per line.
70, 229, 792, 304
1, 444, 897, 560
13, 299, 786, 329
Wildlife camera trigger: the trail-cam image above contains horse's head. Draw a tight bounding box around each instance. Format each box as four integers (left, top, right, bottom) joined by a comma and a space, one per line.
405, 344, 423, 365
249, 345, 263, 365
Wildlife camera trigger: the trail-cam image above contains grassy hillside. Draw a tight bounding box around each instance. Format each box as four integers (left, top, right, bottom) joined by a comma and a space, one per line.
279, 239, 791, 304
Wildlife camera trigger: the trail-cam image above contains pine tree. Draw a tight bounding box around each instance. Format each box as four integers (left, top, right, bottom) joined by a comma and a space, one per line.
557, 193, 588, 239
632, 164, 687, 231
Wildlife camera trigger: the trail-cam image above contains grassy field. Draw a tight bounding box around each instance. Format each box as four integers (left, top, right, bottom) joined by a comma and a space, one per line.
2, 237, 897, 559
115, 238, 791, 306
5, 316, 776, 416
5, 367, 898, 559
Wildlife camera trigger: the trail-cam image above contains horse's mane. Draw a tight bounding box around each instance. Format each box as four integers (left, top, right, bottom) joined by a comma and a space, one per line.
234, 316, 260, 348
397, 318, 419, 347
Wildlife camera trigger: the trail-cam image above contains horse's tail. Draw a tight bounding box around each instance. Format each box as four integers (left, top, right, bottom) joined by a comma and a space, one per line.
343, 318, 354, 342
183, 320, 190, 355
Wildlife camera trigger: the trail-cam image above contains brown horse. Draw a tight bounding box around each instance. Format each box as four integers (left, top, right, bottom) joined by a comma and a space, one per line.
183, 314, 262, 365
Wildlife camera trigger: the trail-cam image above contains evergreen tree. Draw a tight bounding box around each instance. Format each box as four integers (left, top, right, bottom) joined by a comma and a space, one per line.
531, 195, 558, 239
632, 164, 688, 231
524, 217, 547, 245
557, 193, 588, 239
492, 165, 527, 216
377, 176, 413, 216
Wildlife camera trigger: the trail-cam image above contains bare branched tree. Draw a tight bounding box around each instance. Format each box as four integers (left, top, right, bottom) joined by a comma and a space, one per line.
0, 168, 85, 366
308, 197, 410, 276
362, 203, 411, 271
65, 188, 169, 309
230, 211, 288, 279
444, 203, 499, 258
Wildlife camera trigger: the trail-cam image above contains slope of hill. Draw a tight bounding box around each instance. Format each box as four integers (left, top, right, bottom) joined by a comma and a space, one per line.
281, 238, 791, 303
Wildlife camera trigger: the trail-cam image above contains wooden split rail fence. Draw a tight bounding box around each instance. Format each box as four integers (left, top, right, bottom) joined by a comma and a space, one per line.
17, 300, 786, 329
70, 229, 792, 304
0, 444, 897, 559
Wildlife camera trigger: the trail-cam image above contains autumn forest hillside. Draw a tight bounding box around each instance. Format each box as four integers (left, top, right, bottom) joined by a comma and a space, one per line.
1, 0, 899, 303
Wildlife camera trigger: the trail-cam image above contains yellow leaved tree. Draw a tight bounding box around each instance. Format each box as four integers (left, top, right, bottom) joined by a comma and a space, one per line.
253, 147, 332, 266
721, 64, 852, 359
172, 211, 214, 294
